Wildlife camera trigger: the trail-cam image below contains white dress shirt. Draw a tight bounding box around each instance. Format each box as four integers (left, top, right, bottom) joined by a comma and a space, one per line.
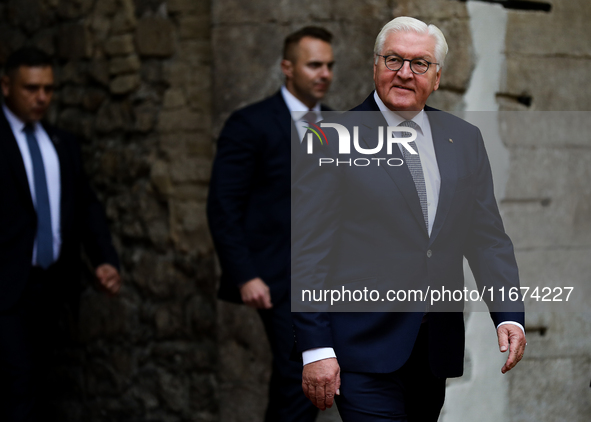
3, 104, 62, 265
281, 85, 323, 141
301, 93, 524, 365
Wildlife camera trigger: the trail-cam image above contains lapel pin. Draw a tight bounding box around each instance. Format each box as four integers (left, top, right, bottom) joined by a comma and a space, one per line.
448, 138, 453, 143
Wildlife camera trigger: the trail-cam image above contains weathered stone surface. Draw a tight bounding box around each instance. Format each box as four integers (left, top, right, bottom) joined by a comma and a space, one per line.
4, 0, 53, 34
501, 57, 591, 110
140, 60, 163, 83
426, 89, 464, 112
0, 25, 26, 63
502, 148, 591, 249
109, 54, 141, 75
134, 104, 158, 133
30, 28, 56, 56
163, 88, 186, 109
158, 109, 208, 132
506, 2, 591, 57
95, 100, 133, 133
78, 292, 135, 342
393, 0, 469, 20
169, 200, 211, 254
82, 87, 107, 111
110, 0, 136, 34
58, 23, 92, 59
500, 111, 591, 148
213, 0, 331, 24
507, 357, 591, 422
177, 40, 211, 65
212, 24, 284, 116
136, 17, 175, 58
167, 0, 199, 13
105, 34, 135, 56
436, 18, 474, 91
179, 15, 210, 40
60, 85, 85, 106
88, 58, 110, 85
110, 73, 140, 94
57, 0, 93, 20
515, 249, 591, 314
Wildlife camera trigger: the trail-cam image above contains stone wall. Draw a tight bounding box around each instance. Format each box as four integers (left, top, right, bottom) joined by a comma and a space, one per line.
499, 0, 591, 420
0, 0, 217, 421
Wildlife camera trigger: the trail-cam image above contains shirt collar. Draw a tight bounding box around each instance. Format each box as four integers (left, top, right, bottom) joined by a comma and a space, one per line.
281, 85, 321, 121
373, 91, 425, 135
2, 103, 41, 135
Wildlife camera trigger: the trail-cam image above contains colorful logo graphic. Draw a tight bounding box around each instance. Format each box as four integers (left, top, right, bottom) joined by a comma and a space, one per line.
303, 120, 329, 145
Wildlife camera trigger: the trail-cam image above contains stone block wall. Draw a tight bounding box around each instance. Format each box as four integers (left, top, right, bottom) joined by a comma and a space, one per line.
498, 0, 591, 420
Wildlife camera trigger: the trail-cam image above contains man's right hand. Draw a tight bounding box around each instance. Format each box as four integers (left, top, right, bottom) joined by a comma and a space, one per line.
302, 358, 341, 410
239, 277, 273, 309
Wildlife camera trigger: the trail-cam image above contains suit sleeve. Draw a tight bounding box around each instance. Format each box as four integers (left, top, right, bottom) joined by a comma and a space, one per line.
206, 111, 261, 286
290, 129, 342, 352
463, 129, 524, 327
73, 141, 120, 270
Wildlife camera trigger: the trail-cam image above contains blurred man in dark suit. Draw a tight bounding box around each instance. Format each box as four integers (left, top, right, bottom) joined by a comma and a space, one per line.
0, 47, 121, 422
207, 27, 334, 422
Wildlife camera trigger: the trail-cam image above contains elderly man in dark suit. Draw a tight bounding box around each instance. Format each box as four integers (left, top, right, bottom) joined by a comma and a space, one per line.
207, 27, 334, 422
291, 17, 526, 422
0, 48, 121, 422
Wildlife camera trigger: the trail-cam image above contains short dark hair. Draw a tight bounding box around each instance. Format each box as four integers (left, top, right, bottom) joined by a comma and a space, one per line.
283, 26, 333, 61
4, 47, 53, 76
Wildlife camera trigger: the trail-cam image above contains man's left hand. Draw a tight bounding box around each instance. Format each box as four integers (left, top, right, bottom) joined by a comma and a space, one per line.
95, 264, 121, 296
497, 324, 526, 374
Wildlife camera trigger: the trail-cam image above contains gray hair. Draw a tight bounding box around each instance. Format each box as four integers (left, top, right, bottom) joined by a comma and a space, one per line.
374, 17, 448, 70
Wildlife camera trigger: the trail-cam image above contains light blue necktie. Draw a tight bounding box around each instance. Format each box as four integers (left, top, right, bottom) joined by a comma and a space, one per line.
24, 124, 54, 269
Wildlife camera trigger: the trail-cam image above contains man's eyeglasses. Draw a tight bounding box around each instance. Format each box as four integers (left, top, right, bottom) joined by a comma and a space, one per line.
377, 55, 439, 75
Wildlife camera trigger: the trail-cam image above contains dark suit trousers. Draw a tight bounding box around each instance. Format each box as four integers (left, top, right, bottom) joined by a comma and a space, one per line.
335, 323, 446, 422
258, 294, 318, 422
0, 266, 63, 422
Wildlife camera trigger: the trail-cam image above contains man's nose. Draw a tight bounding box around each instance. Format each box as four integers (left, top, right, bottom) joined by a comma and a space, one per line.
320, 65, 332, 79
397, 61, 413, 78
37, 89, 49, 103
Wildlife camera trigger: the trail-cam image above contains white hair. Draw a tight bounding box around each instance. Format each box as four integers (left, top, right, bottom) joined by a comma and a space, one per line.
374, 16, 449, 70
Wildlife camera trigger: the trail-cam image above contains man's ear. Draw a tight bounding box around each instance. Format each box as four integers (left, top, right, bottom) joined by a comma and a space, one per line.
281, 59, 294, 80
1, 75, 11, 98
433, 68, 442, 91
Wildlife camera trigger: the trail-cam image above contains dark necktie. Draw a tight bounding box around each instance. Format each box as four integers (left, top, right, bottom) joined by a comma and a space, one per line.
302, 110, 317, 124
24, 124, 54, 269
399, 120, 429, 231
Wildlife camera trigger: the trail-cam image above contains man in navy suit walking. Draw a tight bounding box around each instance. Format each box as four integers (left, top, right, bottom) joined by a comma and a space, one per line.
0, 48, 121, 421
207, 27, 334, 422
291, 17, 527, 422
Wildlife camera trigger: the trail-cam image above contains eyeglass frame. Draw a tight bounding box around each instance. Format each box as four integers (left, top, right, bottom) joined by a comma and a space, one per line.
376, 54, 439, 75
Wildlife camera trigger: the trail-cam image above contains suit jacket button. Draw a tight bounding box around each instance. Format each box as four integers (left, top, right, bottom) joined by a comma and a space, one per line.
427, 250, 432, 258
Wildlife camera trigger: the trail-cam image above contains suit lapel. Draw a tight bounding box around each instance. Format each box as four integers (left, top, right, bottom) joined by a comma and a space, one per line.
270, 91, 295, 141
0, 110, 35, 209
426, 108, 457, 246
356, 94, 429, 236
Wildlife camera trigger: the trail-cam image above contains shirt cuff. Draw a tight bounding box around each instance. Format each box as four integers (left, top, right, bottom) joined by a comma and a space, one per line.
496, 321, 525, 336
302, 347, 336, 366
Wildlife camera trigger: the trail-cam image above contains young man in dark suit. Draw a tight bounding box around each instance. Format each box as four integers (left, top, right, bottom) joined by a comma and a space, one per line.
207, 27, 334, 422
291, 17, 527, 422
0, 48, 121, 421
